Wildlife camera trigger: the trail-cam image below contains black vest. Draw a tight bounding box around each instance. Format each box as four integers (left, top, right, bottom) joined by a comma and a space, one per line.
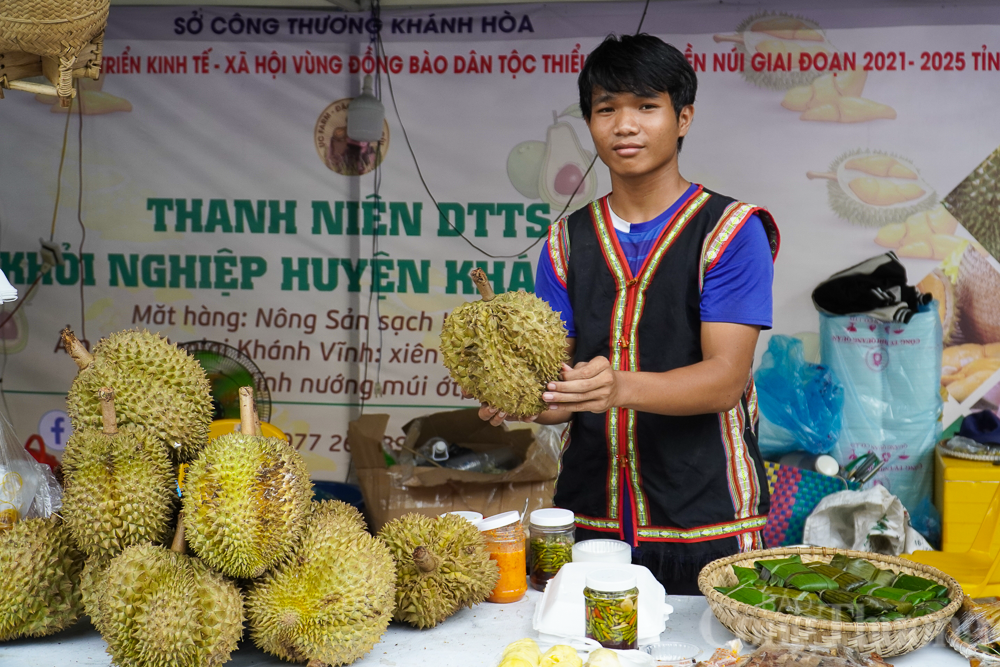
549, 186, 779, 546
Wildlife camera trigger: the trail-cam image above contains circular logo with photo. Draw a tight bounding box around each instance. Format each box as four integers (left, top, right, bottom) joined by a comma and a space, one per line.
314, 97, 390, 176
864, 346, 889, 372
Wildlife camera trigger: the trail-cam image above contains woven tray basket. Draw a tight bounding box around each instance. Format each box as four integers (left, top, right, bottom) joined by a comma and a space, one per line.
946, 625, 1000, 665
937, 442, 1000, 463
698, 546, 962, 657
0, 0, 108, 57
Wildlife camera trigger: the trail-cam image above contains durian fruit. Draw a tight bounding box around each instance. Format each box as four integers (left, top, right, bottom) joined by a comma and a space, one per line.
956, 244, 1000, 344
0, 516, 84, 640
80, 556, 111, 631
781, 70, 867, 112
378, 513, 500, 629
502, 638, 542, 667
585, 648, 623, 667
800, 96, 896, 123
725, 12, 828, 90
62, 328, 212, 461
541, 644, 584, 667
747, 15, 823, 41
876, 205, 962, 260
99, 522, 244, 667
811, 150, 937, 227
247, 501, 396, 666
183, 386, 311, 578
943, 144, 1000, 261
440, 268, 567, 417
917, 269, 960, 344
61, 387, 176, 559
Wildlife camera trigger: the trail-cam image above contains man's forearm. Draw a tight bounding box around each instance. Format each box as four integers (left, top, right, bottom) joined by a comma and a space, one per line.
613, 357, 749, 416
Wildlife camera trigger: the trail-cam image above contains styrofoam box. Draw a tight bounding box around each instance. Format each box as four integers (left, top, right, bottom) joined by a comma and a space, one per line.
532, 562, 672, 646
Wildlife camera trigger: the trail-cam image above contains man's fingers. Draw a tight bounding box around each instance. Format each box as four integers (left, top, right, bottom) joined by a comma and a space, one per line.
543, 389, 609, 406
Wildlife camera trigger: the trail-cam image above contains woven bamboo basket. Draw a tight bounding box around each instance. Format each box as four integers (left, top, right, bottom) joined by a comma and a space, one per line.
946, 625, 1000, 664
937, 442, 1000, 463
698, 546, 962, 657
0, 0, 108, 105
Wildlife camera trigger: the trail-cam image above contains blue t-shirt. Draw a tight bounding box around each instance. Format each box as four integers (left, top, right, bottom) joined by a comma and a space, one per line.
536, 186, 774, 336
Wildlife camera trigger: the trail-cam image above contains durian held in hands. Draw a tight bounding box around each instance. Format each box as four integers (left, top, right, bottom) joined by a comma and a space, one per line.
95, 518, 245, 667
247, 501, 396, 667
378, 513, 499, 629
182, 386, 311, 579
0, 516, 84, 641
62, 328, 213, 461
440, 268, 567, 417
60, 387, 176, 560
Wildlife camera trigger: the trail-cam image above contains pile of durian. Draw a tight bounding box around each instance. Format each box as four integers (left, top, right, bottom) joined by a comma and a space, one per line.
0, 328, 501, 667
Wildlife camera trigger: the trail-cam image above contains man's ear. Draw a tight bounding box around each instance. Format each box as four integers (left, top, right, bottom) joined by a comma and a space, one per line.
677, 105, 694, 137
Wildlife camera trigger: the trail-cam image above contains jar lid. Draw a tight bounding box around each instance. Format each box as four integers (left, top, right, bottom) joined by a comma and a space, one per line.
440, 511, 483, 524
815, 455, 840, 477
477, 510, 520, 532
529, 508, 574, 527
585, 568, 637, 593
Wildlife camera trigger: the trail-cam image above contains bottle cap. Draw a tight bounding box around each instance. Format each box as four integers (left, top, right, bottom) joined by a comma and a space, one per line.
440, 511, 483, 524
815, 455, 840, 477
530, 507, 574, 527
477, 510, 521, 532
586, 568, 637, 593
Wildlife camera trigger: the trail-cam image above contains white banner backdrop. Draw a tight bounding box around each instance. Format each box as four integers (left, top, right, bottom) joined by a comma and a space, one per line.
2, 2, 1000, 480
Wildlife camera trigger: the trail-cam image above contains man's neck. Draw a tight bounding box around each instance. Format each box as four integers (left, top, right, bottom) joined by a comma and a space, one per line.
607, 163, 690, 224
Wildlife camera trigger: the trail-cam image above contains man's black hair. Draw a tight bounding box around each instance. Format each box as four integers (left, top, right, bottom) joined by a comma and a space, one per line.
578, 34, 697, 150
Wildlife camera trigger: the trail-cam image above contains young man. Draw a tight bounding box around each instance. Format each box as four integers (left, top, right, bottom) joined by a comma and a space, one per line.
480, 34, 779, 594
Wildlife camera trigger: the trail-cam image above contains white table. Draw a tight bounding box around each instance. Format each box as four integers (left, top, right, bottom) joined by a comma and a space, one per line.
0, 590, 968, 667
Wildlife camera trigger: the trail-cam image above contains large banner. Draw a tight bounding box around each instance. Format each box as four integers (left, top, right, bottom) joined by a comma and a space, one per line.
2, 2, 1000, 481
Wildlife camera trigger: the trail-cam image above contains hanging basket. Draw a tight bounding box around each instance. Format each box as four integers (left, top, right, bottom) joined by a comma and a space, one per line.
0, 0, 109, 106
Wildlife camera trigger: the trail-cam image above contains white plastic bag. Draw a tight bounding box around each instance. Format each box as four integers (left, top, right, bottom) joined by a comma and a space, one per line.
0, 409, 61, 523
803, 486, 932, 555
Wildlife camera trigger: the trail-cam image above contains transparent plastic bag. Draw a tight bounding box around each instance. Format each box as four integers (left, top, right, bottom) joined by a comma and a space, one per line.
735, 643, 892, 667
755, 335, 844, 456
954, 597, 1000, 659
0, 409, 62, 526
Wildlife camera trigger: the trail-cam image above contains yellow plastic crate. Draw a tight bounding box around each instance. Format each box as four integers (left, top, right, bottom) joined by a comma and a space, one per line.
935, 448, 1000, 552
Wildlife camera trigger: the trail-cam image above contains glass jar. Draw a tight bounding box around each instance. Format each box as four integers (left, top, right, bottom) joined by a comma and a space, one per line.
478, 511, 527, 603
528, 508, 575, 591
584, 569, 638, 650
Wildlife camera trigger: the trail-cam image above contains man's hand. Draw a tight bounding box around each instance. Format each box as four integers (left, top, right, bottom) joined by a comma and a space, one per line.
478, 404, 538, 427
542, 356, 620, 413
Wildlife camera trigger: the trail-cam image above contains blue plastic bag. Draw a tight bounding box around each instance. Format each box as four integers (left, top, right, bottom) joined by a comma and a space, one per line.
820, 304, 943, 513
755, 335, 844, 457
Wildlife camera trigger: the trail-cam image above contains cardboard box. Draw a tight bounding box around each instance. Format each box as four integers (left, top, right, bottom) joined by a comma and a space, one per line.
350, 409, 558, 531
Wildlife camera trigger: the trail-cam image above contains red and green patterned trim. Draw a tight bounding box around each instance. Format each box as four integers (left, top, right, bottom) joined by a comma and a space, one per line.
546, 216, 571, 288
637, 515, 768, 543
698, 201, 762, 292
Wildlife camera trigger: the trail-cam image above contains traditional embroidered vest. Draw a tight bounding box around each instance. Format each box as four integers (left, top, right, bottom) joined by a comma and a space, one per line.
547, 185, 780, 549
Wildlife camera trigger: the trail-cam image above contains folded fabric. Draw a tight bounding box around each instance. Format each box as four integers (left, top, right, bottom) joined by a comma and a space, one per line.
812, 252, 931, 323
959, 410, 1000, 446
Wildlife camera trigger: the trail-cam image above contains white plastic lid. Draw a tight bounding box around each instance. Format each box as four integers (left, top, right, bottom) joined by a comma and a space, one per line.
815, 455, 840, 477
440, 511, 483, 524
585, 568, 637, 593
530, 508, 574, 527
477, 510, 520, 532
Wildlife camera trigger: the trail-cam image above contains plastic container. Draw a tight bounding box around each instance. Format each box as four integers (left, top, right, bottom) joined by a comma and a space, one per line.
440, 511, 483, 524
584, 569, 638, 650
443, 446, 519, 472
643, 642, 701, 666
478, 511, 527, 603
572, 539, 631, 565
529, 508, 575, 591
779, 451, 840, 476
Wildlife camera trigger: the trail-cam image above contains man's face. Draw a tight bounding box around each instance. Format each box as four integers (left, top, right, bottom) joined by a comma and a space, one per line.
586, 88, 693, 180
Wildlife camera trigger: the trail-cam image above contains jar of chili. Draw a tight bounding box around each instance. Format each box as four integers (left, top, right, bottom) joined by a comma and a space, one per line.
584, 569, 638, 650
478, 510, 527, 603
528, 508, 575, 591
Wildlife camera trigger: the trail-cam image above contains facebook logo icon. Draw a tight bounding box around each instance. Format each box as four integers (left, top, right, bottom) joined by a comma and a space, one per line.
38, 410, 73, 452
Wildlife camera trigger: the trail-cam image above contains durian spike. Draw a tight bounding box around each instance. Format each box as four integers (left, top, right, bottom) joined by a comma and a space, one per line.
170, 514, 187, 554
98, 387, 118, 435
470, 268, 495, 302
61, 327, 93, 369
306, 660, 328, 667
239, 386, 256, 436
412, 545, 441, 574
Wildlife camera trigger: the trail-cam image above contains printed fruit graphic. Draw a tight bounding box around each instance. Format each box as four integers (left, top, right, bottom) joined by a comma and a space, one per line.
98, 540, 244, 667
62, 328, 213, 461
0, 305, 28, 354
714, 12, 831, 90
876, 205, 963, 261
808, 150, 936, 226
782, 70, 896, 123
956, 244, 1000, 344
0, 516, 84, 640
60, 387, 176, 559
917, 269, 959, 344
440, 268, 567, 418
507, 108, 596, 214
378, 512, 499, 629
182, 387, 312, 579
943, 143, 1000, 261
507, 140, 546, 199
940, 342, 1000, 403
247, 501, 395, 666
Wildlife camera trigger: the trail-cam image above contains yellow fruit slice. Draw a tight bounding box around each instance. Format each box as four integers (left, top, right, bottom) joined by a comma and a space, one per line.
782, 85, 814, 111
897, 241, 933, 259
845, 155, 916, 179
931, 234, 964, 260
927, 206, 959, 234
948, 369, 995, 402
836, 96, 897, 123
875, 222, 907, 248
833, 70, 867, 97
848, 177, 925, 206
800, 102, 840, 122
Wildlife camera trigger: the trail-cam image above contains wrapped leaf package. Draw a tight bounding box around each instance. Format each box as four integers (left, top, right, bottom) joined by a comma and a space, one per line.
818, 589, 895, 619
829, 554, 896, 587
806, 563, 867, 591
378, 513, 499, 628
183, 388, 311, 579
778, 597, 852, 623
892, 573, 948, 598
755, 555, 838, 591
854, 583, 933, 606
247, 501, 396, 667
0, 516, 83, 640
440, 268, 567, 417
61, 388, 176, 559
62, 328, 212, 461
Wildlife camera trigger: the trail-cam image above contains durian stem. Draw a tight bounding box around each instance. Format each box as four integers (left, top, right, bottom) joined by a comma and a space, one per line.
61, 327, 93, 369
98, 387, 118, 435
252, 398, 263, 437
171, 514, 187, 554
806, 171, 838, 181
239, 386, 256, 436
470, 268, 495, 302
412, 546, 441, 574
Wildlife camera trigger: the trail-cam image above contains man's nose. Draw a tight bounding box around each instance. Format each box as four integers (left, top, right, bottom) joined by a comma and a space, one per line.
614, 108, 639, 134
